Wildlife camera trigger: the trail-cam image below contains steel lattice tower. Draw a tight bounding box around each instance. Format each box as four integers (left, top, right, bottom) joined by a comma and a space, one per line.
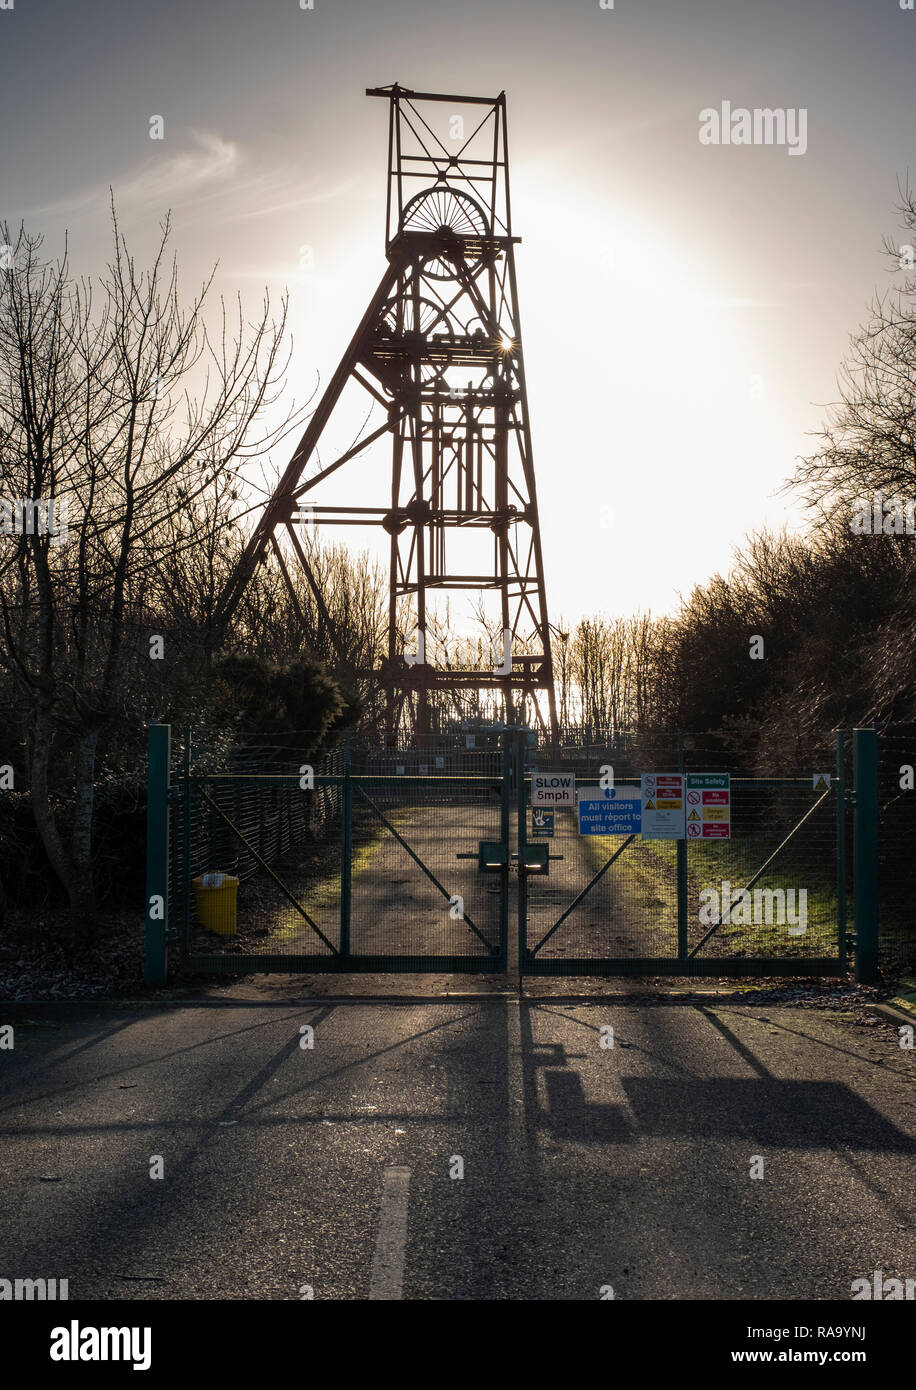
218, 85, 558, 742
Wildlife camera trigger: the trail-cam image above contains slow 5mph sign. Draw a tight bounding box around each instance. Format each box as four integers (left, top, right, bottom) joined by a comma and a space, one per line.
531, 773, 576, 806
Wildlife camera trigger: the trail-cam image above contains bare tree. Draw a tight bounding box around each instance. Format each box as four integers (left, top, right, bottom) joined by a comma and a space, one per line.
0, 208, 304, 926
792, 186, 916, 523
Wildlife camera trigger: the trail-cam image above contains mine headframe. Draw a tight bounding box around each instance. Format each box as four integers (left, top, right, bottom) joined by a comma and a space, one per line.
217, 85, 558, 743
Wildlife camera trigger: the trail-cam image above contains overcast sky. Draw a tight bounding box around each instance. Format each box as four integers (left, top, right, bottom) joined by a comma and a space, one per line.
2, 0, 915, 625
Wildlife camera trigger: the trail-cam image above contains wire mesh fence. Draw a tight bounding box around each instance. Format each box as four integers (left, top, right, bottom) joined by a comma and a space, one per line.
153, 723, 916, 979
168, 729, 509, 969
167, 730, 344, 963
346, 775, 505, 965
522, 735, 844, 970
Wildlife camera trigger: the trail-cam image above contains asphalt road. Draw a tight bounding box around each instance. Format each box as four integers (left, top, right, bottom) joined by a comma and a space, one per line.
1, 997, 914, 1300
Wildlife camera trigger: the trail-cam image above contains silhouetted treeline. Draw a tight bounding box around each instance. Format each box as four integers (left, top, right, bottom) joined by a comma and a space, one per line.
579, 188, 916, 761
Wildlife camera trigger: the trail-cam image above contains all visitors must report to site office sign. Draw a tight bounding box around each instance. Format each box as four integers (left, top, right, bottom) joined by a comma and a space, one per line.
578, 786, 642, 835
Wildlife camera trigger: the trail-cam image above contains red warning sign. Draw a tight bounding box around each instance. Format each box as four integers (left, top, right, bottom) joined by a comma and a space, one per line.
641, 773, 685, 839
685, 774, 731, 839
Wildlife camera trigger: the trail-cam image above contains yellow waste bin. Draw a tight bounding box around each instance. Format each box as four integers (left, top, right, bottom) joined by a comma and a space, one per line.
192, 872, 239, 936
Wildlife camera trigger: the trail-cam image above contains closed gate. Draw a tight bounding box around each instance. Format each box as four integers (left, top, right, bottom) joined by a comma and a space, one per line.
516, 734, 848, 977
150, 726, 510, 975
146, 725, 852, 981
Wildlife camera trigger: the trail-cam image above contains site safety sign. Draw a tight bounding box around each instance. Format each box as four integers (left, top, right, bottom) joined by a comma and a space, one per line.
685, 773, 731, 839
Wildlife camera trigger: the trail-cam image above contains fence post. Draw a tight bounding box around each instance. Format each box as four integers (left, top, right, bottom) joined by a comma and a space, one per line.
676, 732, 688, 960
516, 729, 528, 975
500, 729, 511, 970
145, 723, 171, 987
182, 728, 192, 949
835, 729, 847, 972
853, 726, 878, 983
340, 734, 352, 958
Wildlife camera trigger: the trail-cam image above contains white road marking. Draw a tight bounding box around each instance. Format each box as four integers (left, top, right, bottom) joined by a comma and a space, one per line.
368, 1165, 411, 1299
506, 997, 529, 1187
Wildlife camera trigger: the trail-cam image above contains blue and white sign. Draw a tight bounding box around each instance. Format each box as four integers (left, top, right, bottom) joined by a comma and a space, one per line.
532, 808, 555, 838
577, 785, 642, 836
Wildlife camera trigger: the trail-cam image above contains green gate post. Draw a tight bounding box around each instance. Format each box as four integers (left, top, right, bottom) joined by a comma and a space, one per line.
676, 733, 688, 960
500, 730, 511, 969
836, 730, 847, 972
145, 723, 171, 987
516, 729, 528, 974
340, 734, 352, 958
182, 728, 192, 949
852, 727, 878, 983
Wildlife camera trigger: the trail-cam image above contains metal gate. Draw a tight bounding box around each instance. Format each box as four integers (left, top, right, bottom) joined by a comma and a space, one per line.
516, 733, 848, 977
146, 724, 871, 983
148, 726, 510, 976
